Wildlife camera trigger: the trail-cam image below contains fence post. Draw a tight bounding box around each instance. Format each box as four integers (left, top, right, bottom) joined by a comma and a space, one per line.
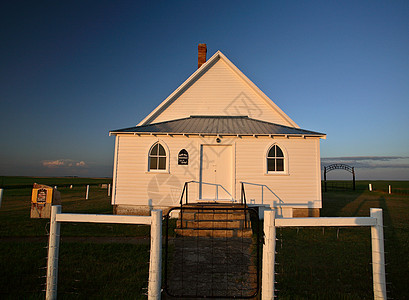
148, 209, 162, 300
0, 188, 3, 208
85, 185, 89, 200
369, 184, 372, 191
370, 208, 387, 300
46, 205, 61, 300
108, 183, 111, 196
388, 185, 391, 194
262, 209, 276, 300
352, 167, 356, 190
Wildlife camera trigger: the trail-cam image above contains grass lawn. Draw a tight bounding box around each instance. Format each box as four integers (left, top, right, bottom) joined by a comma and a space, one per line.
0, 178, 408, 299
320, 185, 409, 300
0, 180, 151, 299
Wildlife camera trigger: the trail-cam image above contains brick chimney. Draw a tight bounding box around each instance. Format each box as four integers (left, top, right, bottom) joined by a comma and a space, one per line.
198, 43, 207, 68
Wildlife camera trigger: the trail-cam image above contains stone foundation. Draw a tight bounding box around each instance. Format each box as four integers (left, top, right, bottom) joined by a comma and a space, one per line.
113, 205, 173, 216
292, 208, 320, 217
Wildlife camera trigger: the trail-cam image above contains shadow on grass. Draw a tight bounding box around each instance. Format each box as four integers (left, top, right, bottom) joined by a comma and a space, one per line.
323, 189, 409, 299
376, 196, 409, 300
321, 190, 365, 217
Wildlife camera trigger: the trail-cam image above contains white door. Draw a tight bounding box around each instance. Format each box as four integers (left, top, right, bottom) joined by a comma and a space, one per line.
200, 145, 233, 200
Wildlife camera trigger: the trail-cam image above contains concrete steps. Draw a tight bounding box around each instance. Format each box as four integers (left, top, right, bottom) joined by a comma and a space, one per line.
174, 203, 253, 238
177, 219, 243, 229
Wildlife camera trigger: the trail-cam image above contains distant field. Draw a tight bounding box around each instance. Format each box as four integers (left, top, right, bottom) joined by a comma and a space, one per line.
0, 175, 112, 189
0, 179, 408, 299
323, 179, 409, 194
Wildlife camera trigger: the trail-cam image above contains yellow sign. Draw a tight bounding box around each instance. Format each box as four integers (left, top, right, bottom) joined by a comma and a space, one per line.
31, 185, 53, 204
31, 183, 53, 218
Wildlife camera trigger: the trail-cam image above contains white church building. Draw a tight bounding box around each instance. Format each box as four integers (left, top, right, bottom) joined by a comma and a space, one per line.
109, 44, 326, 217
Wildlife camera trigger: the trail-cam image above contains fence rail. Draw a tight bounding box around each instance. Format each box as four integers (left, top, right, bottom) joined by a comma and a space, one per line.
262, 208, 386, 300
46, 205, 162, 300
55, 213, 152, 225
275, 216, 377, 227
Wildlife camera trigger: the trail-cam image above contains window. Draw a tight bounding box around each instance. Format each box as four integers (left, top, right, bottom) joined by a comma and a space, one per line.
267, 145, 285, 172
149, 142, 167, 171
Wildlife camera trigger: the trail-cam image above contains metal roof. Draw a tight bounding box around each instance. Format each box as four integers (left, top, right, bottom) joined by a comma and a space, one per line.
110, 116, 325, 137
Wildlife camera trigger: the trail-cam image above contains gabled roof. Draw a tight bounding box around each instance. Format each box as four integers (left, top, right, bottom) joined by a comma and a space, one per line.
110, 116, 325, 138
138, 51, 299, 128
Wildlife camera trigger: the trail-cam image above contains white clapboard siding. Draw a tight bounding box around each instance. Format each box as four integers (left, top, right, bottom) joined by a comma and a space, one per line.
113, 135, 322, 209
114, 136, 201, 206
236, 137, 321, 207
148, 59, 293, 126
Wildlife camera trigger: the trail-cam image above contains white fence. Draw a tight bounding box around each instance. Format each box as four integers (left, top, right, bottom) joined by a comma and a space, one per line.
46, 206, 386, 299
46, 205, 162, 300
262, 208, 386, 300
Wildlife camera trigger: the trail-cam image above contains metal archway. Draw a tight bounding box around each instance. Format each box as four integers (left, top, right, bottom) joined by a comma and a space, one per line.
324, 164, 355, 192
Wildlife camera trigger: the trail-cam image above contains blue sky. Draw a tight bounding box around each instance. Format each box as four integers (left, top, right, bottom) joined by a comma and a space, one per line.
1, 1, 408, 179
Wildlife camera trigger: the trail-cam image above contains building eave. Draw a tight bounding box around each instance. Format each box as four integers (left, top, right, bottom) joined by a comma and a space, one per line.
109, 131, 326, 139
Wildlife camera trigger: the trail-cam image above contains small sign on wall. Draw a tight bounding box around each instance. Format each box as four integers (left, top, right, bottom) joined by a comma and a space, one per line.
178, 149, 189, 165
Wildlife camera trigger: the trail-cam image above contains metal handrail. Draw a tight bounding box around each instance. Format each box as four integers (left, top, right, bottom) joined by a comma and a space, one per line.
179, 180, 196, 206
179, 181, 195, 230
179, 180, 235, 204
180, 181, 248, 229
240, 182, 247, 206
241, 182, 248, 228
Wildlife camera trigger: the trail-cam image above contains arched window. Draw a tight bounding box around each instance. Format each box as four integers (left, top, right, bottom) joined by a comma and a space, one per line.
149, 142, 167, 171
267, 145, 285, 172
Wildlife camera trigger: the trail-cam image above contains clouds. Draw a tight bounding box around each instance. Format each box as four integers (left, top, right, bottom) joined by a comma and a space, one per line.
322, 156, 409, 180
42, 160, 65, 167
42, 159, 87, 168
38, 159, 92, 176
322, 156, 409, 169
76, 161, 86, 167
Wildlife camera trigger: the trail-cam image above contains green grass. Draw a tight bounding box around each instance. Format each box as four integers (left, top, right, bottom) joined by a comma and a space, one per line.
0, 182, 152, 299
259, 182, 409, 299
0, 179, 408, 299
0, 241, 47, 300
276, 227, 372, 299
57, 243, 150, 299
321, 187, 409, 300
324, 179, 409, 194
0, 242, 150, 299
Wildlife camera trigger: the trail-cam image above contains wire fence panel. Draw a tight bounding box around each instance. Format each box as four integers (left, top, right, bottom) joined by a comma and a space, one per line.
263, 209, 387, 300
45, 207, 162, 300
275, 227, 373, 299
56, 242, 150, 299
164, 205, 261, 299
